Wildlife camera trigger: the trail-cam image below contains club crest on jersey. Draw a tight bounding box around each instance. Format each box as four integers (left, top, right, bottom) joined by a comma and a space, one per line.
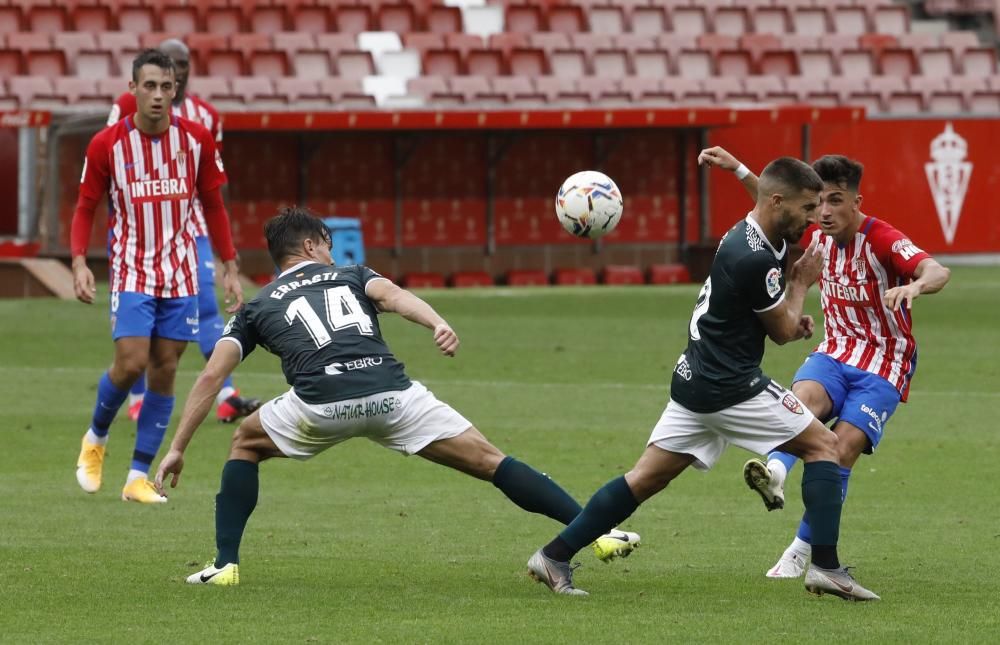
765, 267, 782, 298
129, 177, 190, 203
781, 394, 804, 415
854, 257, 866, 279
175, 149, 187, 166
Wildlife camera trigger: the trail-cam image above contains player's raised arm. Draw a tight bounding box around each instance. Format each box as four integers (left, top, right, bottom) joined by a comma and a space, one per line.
366, 279, 459, 357
698, 146, 759, 201
883, 257, 951, 311
154, 340, 243, 493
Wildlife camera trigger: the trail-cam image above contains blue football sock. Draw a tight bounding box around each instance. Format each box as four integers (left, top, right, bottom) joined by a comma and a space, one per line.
130, 373, 146, 397
768, 450, 799, 476
131, 390, 174, 473
794, 465, 852, 544
90, 372, 129, 438
544, 476, 639, 561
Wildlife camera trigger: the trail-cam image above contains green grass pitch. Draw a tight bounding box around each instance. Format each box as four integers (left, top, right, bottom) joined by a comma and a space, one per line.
1, 267, 997, 643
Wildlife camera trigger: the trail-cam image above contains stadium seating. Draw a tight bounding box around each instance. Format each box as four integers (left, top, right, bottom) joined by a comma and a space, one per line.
506, 269, 549, 286
0, 0, 996, 114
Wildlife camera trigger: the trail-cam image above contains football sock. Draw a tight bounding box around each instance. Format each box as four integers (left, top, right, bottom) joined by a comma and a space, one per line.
492, 456, 583, 525
84, 428, 108, 447
795, 465, 851, 543
126, 468, 147, 483
129, 373, 146, 399
89, 371, 129, 439
215, 459, 259, 567
543, 476, 639, 561
131, 390, 174, 473
217, 384, 237, 406
767, 450, 798, 488
802, 461, 842, 570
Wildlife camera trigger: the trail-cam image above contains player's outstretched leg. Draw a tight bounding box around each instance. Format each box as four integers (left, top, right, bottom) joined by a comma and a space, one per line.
76, 371, 129, 493
743, 458, 785, 511
527, 549, 588, 596
187, 459, 259, 586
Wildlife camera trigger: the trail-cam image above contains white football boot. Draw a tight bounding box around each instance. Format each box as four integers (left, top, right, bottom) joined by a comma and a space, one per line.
804, 565, 880, 601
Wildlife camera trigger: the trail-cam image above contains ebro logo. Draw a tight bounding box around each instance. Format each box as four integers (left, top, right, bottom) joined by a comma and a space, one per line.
325, 356, 384, 375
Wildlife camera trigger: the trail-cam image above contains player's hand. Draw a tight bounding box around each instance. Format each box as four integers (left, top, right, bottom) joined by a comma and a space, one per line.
72, 260, 96, 304
154, 448, 185, 495
433, 323, 459, 357
883, 284, 920, 311
790, 238, 823, 286
797, 315, 815, 340
697, 146, 740, 171
221, 261, 244, 313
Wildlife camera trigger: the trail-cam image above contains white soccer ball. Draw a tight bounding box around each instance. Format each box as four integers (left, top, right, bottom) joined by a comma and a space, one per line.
555, 170, 624, 239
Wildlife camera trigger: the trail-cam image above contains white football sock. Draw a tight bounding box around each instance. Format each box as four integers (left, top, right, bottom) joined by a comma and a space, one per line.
85, 428, 108, 447
128, 393, 143, 407
126, 469, 148, 483
217, 386, 237, 405
788, 536, 812, 556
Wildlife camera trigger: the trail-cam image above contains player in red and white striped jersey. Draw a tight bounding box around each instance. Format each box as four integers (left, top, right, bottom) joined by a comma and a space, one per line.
71, 50, 243, 504
699, 147, 950, 581
107, 39, 260, 425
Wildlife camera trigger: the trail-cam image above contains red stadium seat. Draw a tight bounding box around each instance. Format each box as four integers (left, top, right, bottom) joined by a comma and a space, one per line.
489, 32, 529, 58
204, 0, 242, 35
548, 3, 586, 35
492, 76, 545, 103
550, 48, 588, 78
925, 90, 965, 113
714, 6, 750, 36
71, 1, 114, 32
633, 49, 671, 77
969, 90, 1000, 114
426, 5, 461, 34
676, 49, 712, 79
529, 32, 570, 55
422, 48, 463, 77
0, 42, 22, 77
334, 50, 375, 80
505, 270, 549, 287
7, 76, 56, 108
593, 48, 630, 77
161, 2, 199, 34
717, 49, 753, 77
232, 77, 284, 106
959, 47, 997, 75
509, 47, 548, 77
318, 77, 369, 104
656, 33, 697, 57
648, 264, 691, 285
0, 5, 23, 34
274, 77, 331, 107
8, 32, 67, 76
671, 6, 708, 35
403, 273, 445, 289
315, 32, 358, 56
289, 0, 332, 34
791, 7, 829, 36
839, 49, 875, 77
832, 5, 868, 36
450, 271, 493, 288
449, 75, 492, 103
117, 1, 156, 34
751, 5, 789, 34
98, 32, 139, 75
749, 74, 787, 101
554, 268, 596, 286
879, 48, 917, 77
194, 76, 234, 104
407, 75, 448, 101
246, 2, 290, 35
26, 2, 69, 34
872, 5, 909, 36
506, 3, 545, 34
332, 3, 372, 34
231, 33, 287, 78
602, 265, 644, 285
787, 76, 839, 105
403, 32, 446, 57
53, 75, 113, 105
916, 46, 957, 76
630, 5, 667, 35
467, 49, 505, 77
290, 49, 332, 79
445, 32, 485, 58
587, 4, 626, 35
885, 91, 923, 114
376, 3, 416, 34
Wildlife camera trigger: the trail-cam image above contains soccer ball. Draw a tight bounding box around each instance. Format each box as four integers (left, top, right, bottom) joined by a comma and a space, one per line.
555, 171, 624, 239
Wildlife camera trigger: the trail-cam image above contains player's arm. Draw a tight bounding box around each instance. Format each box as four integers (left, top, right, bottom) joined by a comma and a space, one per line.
154, 340, 242, 493
366, 278, 459, 357
756, 239, 823, 345
69, 133, 111, 304
195, 130, 242, 312
698, 146, 758, 201
883, 257, 951, 311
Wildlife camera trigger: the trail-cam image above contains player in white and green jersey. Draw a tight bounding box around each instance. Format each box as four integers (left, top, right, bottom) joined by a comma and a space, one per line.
153, 207, 638, 586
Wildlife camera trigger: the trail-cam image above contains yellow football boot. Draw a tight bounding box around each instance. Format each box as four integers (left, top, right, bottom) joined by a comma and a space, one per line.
75, 435, 106, 493
592, 529, 642, 563
121, 476, 168, 504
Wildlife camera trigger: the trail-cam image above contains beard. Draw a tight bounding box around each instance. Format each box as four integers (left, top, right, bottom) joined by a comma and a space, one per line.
780, 207, 808, 243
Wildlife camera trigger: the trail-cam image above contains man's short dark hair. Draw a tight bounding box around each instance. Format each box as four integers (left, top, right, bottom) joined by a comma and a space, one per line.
759, 157, 824, 197
264, 207, 331, 266
812, 155, 864, 192
132, 49, 176, 82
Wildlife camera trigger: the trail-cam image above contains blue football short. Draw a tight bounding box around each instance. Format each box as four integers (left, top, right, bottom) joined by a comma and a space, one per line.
793, 352, 902, 453
110, 291, 199, 342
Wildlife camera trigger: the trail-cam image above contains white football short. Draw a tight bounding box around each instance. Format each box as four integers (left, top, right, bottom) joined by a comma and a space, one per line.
648, 382, 815, 471
258, 380, 472, 460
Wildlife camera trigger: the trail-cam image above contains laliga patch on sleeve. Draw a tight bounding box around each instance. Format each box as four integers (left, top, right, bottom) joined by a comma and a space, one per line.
891, 238, 923, 261
215, 149, 225, 173
765, 267, 782, 298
